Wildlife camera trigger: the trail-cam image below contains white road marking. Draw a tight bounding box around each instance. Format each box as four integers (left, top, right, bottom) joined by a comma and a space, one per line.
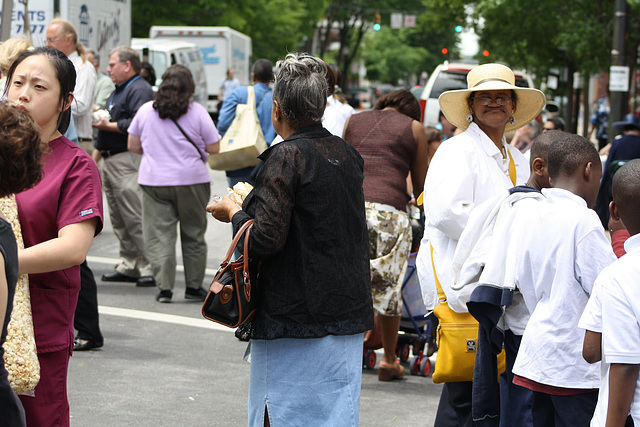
87, 255, 220, 275
98, 305, 233, 332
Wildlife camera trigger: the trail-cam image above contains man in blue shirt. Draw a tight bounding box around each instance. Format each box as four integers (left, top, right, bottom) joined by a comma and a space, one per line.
217, 59, 276, 187
596, 113, 640, 227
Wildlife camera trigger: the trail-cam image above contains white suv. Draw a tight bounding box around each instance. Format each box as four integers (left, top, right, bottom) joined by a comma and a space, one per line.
420, 62, 535, 128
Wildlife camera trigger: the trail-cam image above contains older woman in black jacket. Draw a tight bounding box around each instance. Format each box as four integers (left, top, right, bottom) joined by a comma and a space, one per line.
207, 53, 373, 426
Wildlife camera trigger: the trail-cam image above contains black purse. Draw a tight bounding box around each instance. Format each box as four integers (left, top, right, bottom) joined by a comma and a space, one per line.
202, 220, 258, 328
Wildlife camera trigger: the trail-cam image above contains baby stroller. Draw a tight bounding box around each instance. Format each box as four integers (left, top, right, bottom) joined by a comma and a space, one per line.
363, 252, 435, 377
399, 252, 435, 376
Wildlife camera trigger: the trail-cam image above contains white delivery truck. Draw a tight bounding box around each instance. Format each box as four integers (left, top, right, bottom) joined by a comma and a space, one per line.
149, 26, 252, 115
131, 37, 208, 110
4, 0, 131, 72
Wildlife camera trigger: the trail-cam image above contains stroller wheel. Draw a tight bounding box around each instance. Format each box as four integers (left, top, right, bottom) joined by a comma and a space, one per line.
420, 357, 432, 377
363, 350, 377, 370
409, 355, 420, 375
399, 343, 411, 363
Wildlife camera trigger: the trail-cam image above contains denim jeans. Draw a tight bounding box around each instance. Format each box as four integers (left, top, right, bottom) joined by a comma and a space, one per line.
249, 333, 364, 426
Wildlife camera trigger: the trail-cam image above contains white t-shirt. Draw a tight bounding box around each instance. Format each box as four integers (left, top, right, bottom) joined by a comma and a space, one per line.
417, 122, 529, 312
584, 233, 640, 425
220, 77, 240, 101
327, 95, 354, 121
513, 188, 617, 388
322, 101, 347, 137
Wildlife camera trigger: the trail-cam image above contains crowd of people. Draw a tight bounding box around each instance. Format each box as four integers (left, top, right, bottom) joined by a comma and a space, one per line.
1, 19, 640, 427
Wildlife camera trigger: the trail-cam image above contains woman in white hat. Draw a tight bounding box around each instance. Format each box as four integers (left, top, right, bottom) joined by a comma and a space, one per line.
416, 63, 545, 426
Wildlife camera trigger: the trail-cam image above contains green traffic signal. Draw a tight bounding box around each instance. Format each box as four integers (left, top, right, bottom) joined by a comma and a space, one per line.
373, 23, 381, 31
455, 25, 463, 33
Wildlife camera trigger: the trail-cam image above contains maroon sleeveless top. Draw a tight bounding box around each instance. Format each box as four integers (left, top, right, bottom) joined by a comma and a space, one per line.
343, 109, 416, 211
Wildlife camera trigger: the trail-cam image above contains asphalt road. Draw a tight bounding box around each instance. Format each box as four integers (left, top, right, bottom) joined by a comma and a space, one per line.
68, 168, 442, 426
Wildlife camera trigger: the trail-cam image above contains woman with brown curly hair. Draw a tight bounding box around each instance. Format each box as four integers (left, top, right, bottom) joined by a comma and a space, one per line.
128, 64, 221, 303
0, 100, 44, 427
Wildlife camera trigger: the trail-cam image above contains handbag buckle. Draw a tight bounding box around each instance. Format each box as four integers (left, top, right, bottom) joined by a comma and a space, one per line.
220, 285, 234, 303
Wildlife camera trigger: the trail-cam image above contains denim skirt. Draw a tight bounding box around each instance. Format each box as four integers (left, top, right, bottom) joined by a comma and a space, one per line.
248, 333, 364, 426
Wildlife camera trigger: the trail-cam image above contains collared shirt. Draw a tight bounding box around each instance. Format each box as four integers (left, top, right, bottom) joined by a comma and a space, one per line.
581, 233, 640, 425
95, 75, 154, 152
217, 82, 276, 144
69, 51, 97, 139
512, 188, 616, 389
417, 122, 528, 312
94, 72, 115, 109
231, 124, 374, 340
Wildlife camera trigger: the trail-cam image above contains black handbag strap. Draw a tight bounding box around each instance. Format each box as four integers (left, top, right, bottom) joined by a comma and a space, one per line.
171, 118, 207, 163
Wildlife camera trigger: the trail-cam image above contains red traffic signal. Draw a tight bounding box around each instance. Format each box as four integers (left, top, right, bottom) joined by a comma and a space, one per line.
441, 48, 448, 55
482, 50, 490, 57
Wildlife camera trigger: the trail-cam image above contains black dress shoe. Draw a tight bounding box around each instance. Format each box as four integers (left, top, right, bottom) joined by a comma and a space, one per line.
136, 276, 156, 287
73, 338, 103, 351
102, 271, 138, 282
185, 287, 208, 300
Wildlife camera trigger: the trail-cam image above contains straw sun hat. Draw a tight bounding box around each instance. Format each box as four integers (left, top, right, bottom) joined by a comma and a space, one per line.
438, 63, 546, 132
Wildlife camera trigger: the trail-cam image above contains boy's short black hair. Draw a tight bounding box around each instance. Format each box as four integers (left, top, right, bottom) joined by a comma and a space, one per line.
547, 134, 600, 180
612, 159, 640, 227
529, 129, 563, 167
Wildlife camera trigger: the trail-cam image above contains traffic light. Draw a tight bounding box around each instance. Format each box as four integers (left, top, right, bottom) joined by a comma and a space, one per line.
441, 48, 448, 55
482, 50, 490, 57
454, 25, 463, 33
373, 13, 381, 31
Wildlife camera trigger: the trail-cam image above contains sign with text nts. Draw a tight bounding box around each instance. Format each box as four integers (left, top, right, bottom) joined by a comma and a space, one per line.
3, 0, 131, 73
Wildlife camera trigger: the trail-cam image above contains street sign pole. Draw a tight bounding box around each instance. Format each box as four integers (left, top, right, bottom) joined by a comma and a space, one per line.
609, 0, 628, 144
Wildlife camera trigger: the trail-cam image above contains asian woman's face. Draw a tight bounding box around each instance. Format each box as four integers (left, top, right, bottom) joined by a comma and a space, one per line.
7, 54, 64, 136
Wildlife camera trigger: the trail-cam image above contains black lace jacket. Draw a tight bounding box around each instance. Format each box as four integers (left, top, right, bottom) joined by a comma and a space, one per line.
231, 124, 374, 339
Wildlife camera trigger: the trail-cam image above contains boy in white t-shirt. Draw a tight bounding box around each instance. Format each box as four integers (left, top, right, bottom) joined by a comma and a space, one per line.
511, 135, 617, 426
580, 159, 640, 427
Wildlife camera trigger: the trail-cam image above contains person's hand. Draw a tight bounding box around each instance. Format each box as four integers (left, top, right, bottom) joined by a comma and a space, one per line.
92, 117, 109, 130
206, 195, 240, 223
599, 143, 611, 156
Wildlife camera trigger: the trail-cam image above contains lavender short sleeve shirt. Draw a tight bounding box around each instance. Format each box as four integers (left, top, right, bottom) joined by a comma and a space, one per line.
129, 102, 221, 186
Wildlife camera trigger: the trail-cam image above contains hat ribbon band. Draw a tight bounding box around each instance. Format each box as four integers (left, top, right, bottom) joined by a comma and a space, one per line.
473, 78, 511, 87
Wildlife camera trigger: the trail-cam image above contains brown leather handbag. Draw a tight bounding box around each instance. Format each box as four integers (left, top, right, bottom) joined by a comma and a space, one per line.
202, 220, 258, 328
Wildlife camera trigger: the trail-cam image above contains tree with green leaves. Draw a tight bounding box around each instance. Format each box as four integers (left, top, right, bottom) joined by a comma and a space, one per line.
441, 0, 640, 132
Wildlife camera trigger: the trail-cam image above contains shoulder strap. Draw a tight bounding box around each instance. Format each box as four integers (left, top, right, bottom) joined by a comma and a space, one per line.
430, 243, 447, 303
171, 118, 206, 163
256, 89, 269, 108
246, 86, 256, 108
